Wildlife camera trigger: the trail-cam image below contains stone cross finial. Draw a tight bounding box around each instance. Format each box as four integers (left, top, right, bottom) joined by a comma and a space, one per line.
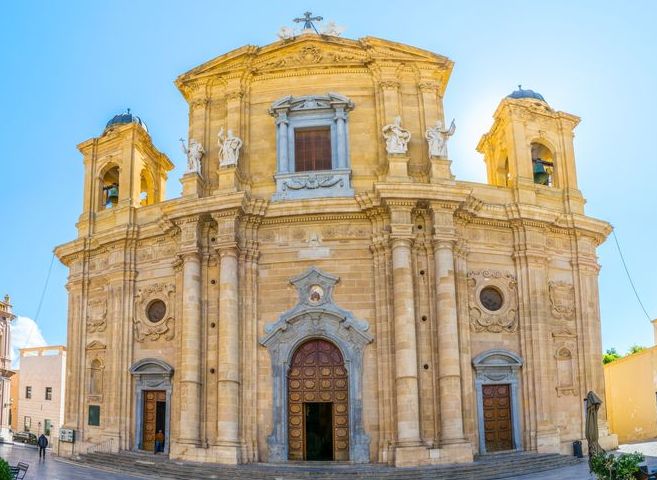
293, 11, 323, 33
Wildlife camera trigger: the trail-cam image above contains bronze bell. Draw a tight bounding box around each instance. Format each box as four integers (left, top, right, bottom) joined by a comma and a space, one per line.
105, 184, 119, 207
532, 159, 550, 186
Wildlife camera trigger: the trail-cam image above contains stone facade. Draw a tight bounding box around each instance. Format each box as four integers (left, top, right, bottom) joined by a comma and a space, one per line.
0, 295, 15, 442
54, 32, 616, 466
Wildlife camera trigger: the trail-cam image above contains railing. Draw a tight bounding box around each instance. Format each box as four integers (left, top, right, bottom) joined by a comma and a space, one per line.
86, 437, 115, 454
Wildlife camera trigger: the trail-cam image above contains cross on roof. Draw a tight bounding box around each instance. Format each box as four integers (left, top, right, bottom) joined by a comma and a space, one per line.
293, 11, 323, 33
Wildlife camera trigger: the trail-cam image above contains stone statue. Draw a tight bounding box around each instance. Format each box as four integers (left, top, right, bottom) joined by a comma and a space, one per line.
321, 21, 345, 37
277, 26, 295, 40
217, 127, 243, 167
425, 119, 455, 157
179, 138, 204, 174
382, 116, 411, 154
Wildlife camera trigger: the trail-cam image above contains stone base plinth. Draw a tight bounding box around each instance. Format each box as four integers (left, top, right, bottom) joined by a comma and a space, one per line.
430, 156, 455, 183
180, 172, 205, 197
536, 428, 561, 454
169, 442, 241, 464
386, 154, 411, 182
394, 444, 430, 467
216, 166, 240, 193
429, 441, 474, 465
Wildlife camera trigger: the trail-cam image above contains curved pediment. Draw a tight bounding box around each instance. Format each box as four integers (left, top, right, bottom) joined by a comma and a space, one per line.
175, 34, 453, 100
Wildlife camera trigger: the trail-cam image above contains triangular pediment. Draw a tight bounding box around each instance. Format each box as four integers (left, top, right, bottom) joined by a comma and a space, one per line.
175, 34, 453, 98
86, 340, 107, 351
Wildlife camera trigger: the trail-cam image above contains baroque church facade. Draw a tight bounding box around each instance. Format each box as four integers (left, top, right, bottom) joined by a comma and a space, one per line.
55, 30, 617, 466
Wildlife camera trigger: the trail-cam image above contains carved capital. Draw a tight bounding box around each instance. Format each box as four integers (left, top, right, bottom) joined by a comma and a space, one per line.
379, 80, 400, 90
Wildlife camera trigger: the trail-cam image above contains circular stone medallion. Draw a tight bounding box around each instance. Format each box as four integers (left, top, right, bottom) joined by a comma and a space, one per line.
479, 286, 503, 312
146, 299, 167, 323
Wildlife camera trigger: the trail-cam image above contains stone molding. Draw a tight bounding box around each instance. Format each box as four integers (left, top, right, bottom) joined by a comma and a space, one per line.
134, 282, 176, 342
259, 267, 373, 463
467, 270, 519, 333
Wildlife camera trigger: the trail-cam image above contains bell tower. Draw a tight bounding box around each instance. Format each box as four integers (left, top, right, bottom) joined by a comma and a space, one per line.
477, 87, 584, 213
76, 111, 174, 235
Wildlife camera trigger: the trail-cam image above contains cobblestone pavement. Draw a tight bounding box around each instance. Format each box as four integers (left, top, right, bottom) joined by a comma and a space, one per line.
0, 443, 143, 480
2, 441, 657, 480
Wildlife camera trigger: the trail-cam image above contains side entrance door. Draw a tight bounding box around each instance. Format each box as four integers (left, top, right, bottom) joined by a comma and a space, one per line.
482, 384, 513, 452
142, 390, 166, 452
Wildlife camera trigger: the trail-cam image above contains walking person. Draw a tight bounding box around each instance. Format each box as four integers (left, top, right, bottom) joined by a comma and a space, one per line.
154, 430, 164, 454
37, 434, 48, 460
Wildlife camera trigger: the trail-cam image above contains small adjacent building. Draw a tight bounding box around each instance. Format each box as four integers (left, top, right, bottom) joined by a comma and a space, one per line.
17, 346, 66, 446
605, 320, 657, 443
0, 295, 16, 442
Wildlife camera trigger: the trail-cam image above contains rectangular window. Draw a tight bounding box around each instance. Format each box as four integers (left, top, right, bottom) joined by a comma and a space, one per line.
24, 416, 31, 431
88, 405, 100, 426
44, 419, 52, 436
25, 386, 31, 399
294, 127, 332, 172
45, 387, 52, 400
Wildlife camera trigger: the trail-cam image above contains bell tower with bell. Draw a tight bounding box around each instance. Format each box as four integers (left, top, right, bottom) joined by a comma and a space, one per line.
477, 87, 585, 213
76, 110, 174, 236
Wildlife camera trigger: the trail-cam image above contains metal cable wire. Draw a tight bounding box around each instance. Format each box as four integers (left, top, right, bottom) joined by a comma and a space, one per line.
612, 229, 652, 321
33, 253, 55, 323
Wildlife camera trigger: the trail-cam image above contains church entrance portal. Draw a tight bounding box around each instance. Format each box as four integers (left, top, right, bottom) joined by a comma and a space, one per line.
287, 339, 349, 461
142, 390, 166, 452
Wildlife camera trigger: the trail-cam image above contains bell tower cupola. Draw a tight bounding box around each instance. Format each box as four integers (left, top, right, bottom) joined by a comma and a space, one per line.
477, 87, 584, 213
77, 109, 174, 235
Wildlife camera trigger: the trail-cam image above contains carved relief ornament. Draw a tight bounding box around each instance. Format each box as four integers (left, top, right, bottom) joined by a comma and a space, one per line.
86, 289, 108, 333
134, 282, 176, 342
548, 281, 576, 320
467, 270, 519, 333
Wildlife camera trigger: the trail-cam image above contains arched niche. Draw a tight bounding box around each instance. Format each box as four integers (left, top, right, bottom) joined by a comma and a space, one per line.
530, 141, 555, 186
259, 267, 373, 463
472, 349, 523, 454
129, 358, 174, 453
139, 168, 156, 206
99, 163, 120, 210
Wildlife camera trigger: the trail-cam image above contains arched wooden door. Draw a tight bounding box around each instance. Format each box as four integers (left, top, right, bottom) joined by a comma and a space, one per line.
288, 339, 349, 461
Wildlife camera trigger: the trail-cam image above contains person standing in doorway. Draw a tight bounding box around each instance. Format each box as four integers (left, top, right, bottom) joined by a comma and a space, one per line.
154, 430, 164, 454
37, 434, 48, 460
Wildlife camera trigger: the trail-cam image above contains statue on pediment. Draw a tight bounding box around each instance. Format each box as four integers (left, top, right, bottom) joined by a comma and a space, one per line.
217, 127, 243, 167
180, 138, 204, 174
425, 119, 455, 157
382, 116, 411, 154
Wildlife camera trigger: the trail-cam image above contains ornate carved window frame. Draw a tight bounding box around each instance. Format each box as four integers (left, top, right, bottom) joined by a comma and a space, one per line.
472, 349, 523, 454
129, 358, 174, 454
269, 93, 355, 200
259, 267, 373, 463
134, 283, 176, 342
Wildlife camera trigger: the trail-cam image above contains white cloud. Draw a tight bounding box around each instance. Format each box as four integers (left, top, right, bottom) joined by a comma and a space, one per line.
10, 316, 48, 369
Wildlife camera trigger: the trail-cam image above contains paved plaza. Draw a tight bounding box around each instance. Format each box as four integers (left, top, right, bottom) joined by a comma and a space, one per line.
2, 441, 657, 479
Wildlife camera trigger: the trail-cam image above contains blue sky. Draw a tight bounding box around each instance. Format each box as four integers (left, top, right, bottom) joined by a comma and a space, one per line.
1, 1, 656, 356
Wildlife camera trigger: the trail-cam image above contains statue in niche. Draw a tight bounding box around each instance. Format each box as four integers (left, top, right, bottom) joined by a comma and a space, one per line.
425, 119, 456, 157
382, 116, 411, 154
217, 127, 243, 167
179, 138, 204, 174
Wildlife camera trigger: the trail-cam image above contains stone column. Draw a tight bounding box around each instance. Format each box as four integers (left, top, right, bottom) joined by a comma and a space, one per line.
178, 251, 202, 445
433, 239, 467, 444
276, 113, 289, 173
215, 243, 241, 462
335, 108, 347, 169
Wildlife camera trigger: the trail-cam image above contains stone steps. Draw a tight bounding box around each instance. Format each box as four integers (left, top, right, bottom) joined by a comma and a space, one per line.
68, 450, 582, 480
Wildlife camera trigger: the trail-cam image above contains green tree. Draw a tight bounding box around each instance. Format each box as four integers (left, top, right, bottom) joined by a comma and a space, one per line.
0, 458, 12, 480
603, 348, 621, 365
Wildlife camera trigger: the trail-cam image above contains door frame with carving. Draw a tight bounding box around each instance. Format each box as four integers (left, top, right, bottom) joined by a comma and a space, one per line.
129, 358, 174, 454
260, 267, 373, 463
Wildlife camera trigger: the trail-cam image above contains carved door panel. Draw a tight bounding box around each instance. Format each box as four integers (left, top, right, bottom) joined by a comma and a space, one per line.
142, 390, 165, 452
482, 384, 513, 452
288, 339, 349, 461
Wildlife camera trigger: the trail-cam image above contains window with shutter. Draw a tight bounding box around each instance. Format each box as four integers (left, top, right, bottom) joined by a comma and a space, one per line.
294, 127, 332, 172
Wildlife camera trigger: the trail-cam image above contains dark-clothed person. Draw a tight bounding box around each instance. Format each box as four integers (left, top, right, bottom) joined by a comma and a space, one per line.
154, 430, 165, 454
37, 434, 48, 459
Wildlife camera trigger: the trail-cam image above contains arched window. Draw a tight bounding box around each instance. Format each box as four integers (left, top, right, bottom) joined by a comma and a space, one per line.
100, 165, 120, 209
530, 142, 554, 186
139, 169, 156, 206
556, 346, 575, 396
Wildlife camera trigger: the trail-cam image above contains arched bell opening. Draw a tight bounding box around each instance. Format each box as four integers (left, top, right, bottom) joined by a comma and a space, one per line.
99, 164, 120, 210
287, 338, 349, 461
530, 142, 555, 186
139, 168, 156, 206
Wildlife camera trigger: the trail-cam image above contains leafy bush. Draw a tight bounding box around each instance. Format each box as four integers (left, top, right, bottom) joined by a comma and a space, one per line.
590, 451, 645, 480
0, 458, 12, 480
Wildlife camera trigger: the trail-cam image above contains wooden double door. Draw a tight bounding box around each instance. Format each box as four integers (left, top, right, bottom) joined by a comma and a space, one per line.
482, 384, 513, 452
288, 339, 349, 461
142, 390, 166, 452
